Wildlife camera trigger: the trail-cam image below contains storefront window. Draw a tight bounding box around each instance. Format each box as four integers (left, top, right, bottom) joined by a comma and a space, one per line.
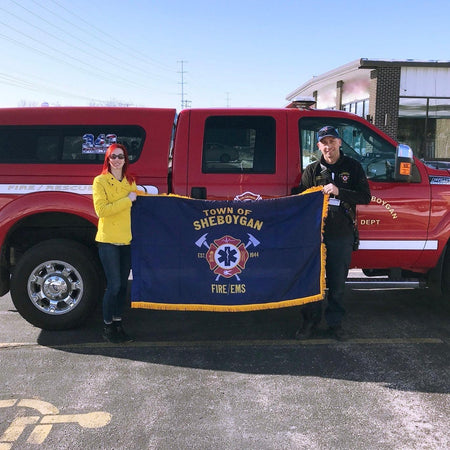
398, 98, 427, 117
398, 97, 450, 160
433, 118, 450, 159
428, 99, 450, 118
397, 117, 426, 158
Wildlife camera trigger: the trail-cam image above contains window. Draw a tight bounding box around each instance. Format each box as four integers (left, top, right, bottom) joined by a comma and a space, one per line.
299, 117, 419, 182
398, 97, 450, 160
399, 98, 427, 117
356, 101, 364, 117
0, 125, 145, 164
341, 99, 369, 118
202, 116, 276, 173
429, 98, 450, 118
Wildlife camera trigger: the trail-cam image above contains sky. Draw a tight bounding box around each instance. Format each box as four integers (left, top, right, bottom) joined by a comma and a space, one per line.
1, 0, 449, 109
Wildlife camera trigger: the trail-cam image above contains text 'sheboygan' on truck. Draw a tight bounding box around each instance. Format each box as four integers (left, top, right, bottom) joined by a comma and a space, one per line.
0, 106, 448, 329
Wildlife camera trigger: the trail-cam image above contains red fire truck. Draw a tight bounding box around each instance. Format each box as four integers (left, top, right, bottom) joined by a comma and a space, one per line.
0, 106, 448, 329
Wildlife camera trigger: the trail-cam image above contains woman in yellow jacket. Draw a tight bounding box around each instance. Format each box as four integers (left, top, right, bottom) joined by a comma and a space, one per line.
93, 143, 137, 343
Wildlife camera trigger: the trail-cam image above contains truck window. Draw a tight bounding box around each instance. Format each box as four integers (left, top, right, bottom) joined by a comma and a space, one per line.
299, 117, 420, 182
0, 125, 145, 164
202, 116, 276, 173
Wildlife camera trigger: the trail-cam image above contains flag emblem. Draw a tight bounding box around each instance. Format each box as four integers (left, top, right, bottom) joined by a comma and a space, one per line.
205, 235, 250, 280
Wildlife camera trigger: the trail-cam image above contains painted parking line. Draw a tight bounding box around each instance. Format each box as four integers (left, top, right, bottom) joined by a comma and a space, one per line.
0, 343, 37, 349
0, 337, 445, 350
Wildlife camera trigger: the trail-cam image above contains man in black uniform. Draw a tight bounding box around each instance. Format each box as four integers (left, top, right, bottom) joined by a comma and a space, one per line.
295, 126, 371, 340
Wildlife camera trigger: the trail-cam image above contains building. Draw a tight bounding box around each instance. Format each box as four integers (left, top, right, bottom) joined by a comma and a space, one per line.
286, 59, 450, 161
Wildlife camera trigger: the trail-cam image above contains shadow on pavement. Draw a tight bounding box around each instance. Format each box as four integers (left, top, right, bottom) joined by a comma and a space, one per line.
36, 287, 450, 394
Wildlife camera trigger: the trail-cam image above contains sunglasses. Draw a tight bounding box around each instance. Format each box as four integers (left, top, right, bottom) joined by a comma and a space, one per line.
109, 154, 125, 160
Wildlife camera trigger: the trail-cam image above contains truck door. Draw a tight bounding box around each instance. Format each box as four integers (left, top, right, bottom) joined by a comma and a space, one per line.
181, 110, 289, 200
298, 115, 432, 271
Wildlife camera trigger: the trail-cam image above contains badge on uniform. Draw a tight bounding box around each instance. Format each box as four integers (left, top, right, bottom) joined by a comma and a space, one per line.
328, 197, 341, 206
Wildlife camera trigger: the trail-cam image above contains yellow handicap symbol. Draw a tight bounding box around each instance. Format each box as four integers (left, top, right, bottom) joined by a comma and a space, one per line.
0, 398, 111, 449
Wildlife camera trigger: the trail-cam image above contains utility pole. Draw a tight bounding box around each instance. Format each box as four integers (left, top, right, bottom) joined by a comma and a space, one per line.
177, 60, 190, 109
226, 92, 231, 107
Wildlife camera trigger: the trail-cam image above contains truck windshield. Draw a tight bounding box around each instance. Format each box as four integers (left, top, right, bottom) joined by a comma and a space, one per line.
299, 117, 398, 182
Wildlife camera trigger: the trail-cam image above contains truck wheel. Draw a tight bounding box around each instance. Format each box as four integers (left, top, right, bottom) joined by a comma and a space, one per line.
10, 239, 102, 330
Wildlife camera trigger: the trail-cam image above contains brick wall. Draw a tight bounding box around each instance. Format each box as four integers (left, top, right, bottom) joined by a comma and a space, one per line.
370, 66, 401, 140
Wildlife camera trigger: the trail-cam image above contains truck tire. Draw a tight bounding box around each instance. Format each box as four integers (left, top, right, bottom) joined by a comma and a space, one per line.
10, 239, 102, 330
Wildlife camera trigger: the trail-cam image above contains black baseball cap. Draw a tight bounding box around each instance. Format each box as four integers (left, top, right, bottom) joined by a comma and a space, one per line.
317, 126, 340, 142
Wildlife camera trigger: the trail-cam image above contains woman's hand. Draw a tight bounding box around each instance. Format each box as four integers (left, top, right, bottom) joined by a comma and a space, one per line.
128, 192, 137, 202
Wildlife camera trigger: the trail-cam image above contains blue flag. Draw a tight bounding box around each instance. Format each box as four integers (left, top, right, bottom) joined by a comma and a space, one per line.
131, 189, 326, 311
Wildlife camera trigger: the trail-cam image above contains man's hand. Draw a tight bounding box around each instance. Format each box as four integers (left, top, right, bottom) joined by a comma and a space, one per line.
322, 183, 339, 196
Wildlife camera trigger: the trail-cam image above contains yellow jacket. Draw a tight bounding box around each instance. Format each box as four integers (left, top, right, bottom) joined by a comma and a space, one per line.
92, 173, 137, 245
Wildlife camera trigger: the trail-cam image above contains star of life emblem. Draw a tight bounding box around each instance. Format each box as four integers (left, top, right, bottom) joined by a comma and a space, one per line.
207, 235, 248, 280
195, 233, 260, 281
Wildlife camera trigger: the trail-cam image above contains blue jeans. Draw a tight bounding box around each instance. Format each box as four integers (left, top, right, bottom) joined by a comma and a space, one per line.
98, 243, 131, 324
301, 234, 354, 327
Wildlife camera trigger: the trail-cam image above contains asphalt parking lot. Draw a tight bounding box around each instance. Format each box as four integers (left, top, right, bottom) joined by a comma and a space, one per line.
1, 285, 449, 449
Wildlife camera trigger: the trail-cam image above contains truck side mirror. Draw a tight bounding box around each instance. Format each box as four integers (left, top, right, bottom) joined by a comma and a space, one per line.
395, 144, 414, 182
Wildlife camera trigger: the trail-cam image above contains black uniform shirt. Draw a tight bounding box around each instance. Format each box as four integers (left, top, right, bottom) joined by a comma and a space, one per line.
299, 151, 371, 237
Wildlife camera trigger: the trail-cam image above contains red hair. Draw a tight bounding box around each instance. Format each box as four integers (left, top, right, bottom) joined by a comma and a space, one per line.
101, 143, 135, 184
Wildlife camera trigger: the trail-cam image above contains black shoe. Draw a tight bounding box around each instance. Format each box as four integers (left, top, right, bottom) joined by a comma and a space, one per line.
328, 325, 349, 341
114, 322, 134, 343
295, 322, 317, 340
102, 323, 124, 344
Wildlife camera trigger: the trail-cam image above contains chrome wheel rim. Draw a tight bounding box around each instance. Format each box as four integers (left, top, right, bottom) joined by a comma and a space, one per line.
27, 260, 84, 315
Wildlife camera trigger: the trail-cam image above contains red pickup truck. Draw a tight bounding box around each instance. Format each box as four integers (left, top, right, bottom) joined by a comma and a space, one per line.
0, 106, 448, 329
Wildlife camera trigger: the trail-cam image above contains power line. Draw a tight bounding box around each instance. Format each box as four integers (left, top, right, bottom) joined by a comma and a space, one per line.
0, 31, 143, 104
42, 0, 176, 75
1, 3, 168, 83
0, 0, 183, 105
0, 72, 108, 104
0, 20, 151, 92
